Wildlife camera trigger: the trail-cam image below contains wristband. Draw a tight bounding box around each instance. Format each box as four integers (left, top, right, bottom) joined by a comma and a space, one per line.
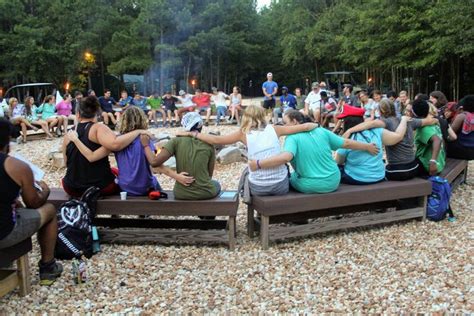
256, 160, 261, 170
429, 159, 438, 165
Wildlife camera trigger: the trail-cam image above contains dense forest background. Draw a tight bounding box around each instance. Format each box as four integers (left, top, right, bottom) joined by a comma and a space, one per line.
0, 0, 473, 99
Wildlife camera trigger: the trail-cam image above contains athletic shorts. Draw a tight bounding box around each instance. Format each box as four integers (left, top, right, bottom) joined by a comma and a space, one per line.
197, 106, 211, 112
165, 104, 177, 112
263, 99, 276, 109
0, 208, 41, 249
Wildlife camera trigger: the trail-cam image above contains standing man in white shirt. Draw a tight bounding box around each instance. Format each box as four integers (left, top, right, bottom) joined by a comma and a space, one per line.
262, 72, 278, 122
304, 82, 323, 123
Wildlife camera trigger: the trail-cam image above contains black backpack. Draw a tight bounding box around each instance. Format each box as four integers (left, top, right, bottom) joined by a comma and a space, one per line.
54, 187, 101, 260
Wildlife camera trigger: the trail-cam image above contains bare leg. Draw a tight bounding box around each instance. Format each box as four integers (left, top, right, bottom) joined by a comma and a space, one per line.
109, 113, 117, 125
37, 121, 53, 138
102, 112, 109, 125
206, 108, 211, 124
20, 122, 28, 142
159, 109, 166, 125
62, 115, 68, 132
37, 203, 57, 263
236, 107, 241, 125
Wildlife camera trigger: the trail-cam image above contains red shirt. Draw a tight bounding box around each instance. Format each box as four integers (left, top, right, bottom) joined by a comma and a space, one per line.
193, 94, 211, 108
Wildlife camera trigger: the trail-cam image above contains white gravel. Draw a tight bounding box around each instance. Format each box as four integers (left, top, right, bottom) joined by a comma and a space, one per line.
1, 125, 472, 313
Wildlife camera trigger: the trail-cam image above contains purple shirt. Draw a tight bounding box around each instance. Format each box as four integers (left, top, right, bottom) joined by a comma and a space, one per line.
114, 138, 160, 196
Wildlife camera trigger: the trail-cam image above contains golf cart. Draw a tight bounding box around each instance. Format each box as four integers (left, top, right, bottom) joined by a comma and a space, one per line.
4, 83, 57, 105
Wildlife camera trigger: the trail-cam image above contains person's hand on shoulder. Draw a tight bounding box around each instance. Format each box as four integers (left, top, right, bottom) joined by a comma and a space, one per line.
304, 123, 318, 131
140, 134, 150, 147
67, 130, 79, 142
342, 129, 352, 139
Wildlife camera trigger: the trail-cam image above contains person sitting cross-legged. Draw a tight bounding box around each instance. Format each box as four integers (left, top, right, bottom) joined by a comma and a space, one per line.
0, 118, 63, 285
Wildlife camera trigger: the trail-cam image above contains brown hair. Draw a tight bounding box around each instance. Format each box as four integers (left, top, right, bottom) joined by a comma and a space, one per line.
430, 91, 448, 108
378, 99, 396, 118
119, 106, 148, 134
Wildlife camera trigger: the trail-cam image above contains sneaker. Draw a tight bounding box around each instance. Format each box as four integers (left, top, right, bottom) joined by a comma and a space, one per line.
39, 260, 63, 286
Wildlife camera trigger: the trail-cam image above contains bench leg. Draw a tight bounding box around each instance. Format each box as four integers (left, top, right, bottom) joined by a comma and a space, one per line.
247, 206, 255, 238
260, 215, 270, 250
421, 196, 428, 221
228, 216, 236, 251
17, 254, 31, 296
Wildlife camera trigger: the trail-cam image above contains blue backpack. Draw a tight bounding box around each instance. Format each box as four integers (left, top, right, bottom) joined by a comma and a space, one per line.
427, 176, 454, 221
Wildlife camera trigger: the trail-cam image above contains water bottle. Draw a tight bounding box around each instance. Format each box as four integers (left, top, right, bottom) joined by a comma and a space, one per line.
91, 226, 100, 253
72, 257, 87, 284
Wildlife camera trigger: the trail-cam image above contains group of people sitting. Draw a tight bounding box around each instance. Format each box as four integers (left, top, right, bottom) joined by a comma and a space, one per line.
0, 84, 472, 285
90, 87, 244, 129
0, 94, 77, 142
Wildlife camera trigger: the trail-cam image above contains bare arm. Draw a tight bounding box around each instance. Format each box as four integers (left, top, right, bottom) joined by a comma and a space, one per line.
248, 152, 293, 172
382, 116, 409, 146
450, 113, 465, 133
429, 135, 442, 175
343, 120, 385, 138
176, 130, 245, 145
95, 124, 144, 151
5, 158, 49, 208
62, 134, 70, 165
67, 131, 111, 162
447, 125, 457, 141
420, 116, 439, 127
154, 166, 195, 187
342, 138, 379, 155
335, 152, 346, 165
274, 123, 317, 137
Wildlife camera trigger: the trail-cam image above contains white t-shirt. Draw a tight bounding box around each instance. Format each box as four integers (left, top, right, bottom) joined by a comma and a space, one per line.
177, 94, 194, 108
211, 92, 228, 108
305, 91, 322, 110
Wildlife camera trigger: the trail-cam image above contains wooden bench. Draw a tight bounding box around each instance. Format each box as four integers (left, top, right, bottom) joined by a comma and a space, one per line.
0, 238, 32, 297
440, 158, 469, 190
48, 189, 239, 250
248, 179, 432, 249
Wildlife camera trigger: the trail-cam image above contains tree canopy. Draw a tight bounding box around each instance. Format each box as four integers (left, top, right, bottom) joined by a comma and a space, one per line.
0, 0, 472, 99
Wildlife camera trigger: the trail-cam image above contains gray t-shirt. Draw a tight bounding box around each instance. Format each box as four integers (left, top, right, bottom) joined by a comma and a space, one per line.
382, 117, 422, 164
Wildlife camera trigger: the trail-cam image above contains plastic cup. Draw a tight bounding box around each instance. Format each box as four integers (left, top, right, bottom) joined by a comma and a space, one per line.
120, 192, 127, 200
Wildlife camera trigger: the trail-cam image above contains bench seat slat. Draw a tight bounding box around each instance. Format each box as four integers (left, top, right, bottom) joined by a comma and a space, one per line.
251, 178, 432, 216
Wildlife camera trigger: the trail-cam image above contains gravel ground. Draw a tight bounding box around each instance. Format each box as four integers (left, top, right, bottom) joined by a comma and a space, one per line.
1, 125, 472, 313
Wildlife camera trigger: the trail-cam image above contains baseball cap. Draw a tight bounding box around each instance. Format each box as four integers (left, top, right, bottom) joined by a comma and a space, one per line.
181, 112, 203, 131
211, 87, 218, 92
336, 104, 365, 119
178, 90, 186, 96
311, 82, 319, 88
267, 72, 273, 77
282, 86, 288, 91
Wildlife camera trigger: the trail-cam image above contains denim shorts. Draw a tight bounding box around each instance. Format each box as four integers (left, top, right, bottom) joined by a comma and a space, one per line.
0, 208, 41, 249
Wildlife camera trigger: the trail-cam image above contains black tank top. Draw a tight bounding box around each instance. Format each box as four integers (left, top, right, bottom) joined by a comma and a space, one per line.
63, 122, 115, 193
0, 153, 21, 240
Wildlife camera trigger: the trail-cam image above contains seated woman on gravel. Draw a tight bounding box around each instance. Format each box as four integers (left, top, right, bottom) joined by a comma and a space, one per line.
335, 105, 411, 185
66, 106, 194, 196
8, 97, 41, 143
247, 109, 379, 194
177, 105, 318, 196
23, 96, 54, 140
0, 119, 62, 285
62, 96, 151, 197
342, 99, 438, 180
36, 95, 64, 136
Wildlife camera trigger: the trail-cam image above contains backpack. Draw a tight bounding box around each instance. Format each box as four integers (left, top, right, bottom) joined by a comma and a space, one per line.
427, 176, 454, 221
54, 187, 101, 259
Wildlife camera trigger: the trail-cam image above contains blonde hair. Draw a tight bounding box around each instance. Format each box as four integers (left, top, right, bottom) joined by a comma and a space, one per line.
8, 97, 18, 108
428, 102, 437, 116
240, 105, 267, 134
119, 106, 148, 134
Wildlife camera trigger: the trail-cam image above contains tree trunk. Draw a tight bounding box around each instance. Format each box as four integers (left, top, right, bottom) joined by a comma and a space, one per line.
159, 28, 164, 95
216, 54, 221, 90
